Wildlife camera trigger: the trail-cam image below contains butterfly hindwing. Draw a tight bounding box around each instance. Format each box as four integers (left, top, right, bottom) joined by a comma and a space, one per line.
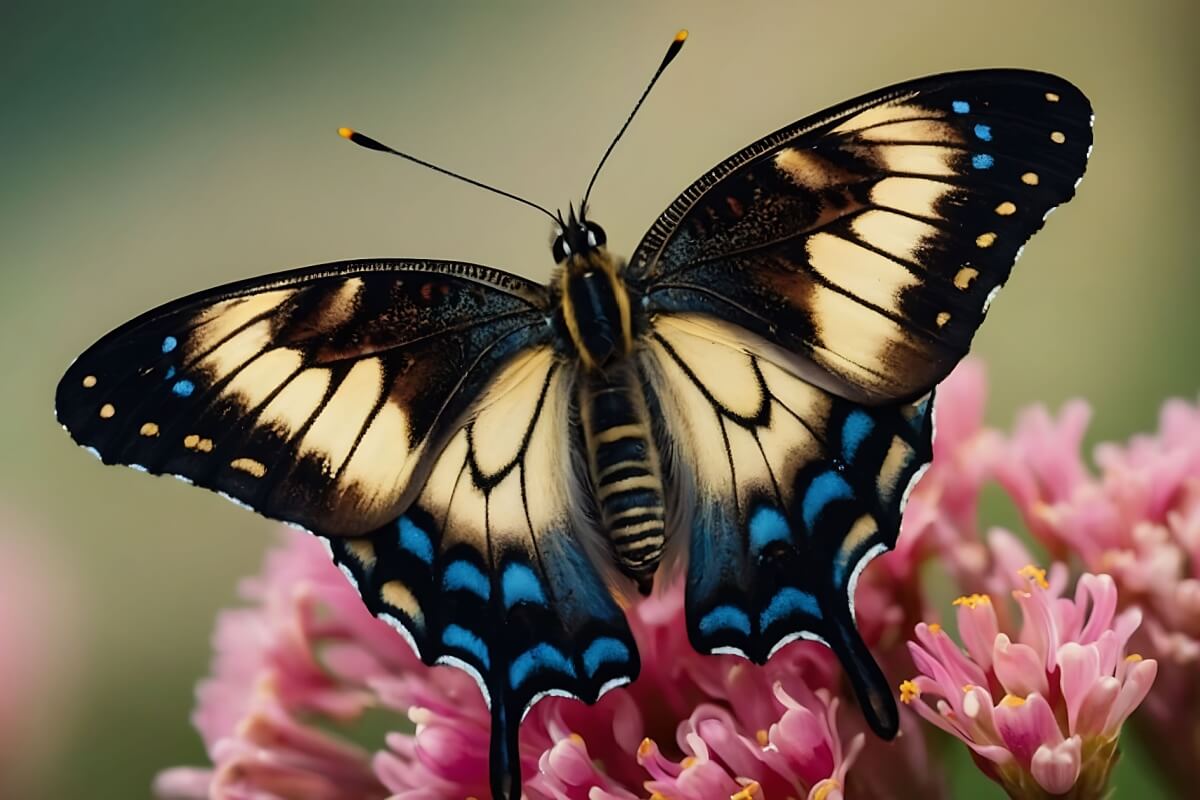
632, 69, 1092, 403
327, 346, 638, 800
642, 313, 933, 735
55, 259, 551, 534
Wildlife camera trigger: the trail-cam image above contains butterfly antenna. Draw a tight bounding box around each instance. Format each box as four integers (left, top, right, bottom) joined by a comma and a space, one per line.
581, 29, 688, 212
337, 127, 559, 223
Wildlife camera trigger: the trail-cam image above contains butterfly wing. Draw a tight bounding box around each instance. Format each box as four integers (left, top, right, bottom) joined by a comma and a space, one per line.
631, 69, 1092, 404
632, 70, 1090, 735
55, 259, 551, 533
56, 263, 638, 798
326, 347, 637, 800
641, 313, 932, 736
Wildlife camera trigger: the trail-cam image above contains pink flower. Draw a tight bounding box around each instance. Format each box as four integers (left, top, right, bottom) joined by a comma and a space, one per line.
902, 565, 1157, 798
159, 529, 898, 799
996, 396, 1200, 790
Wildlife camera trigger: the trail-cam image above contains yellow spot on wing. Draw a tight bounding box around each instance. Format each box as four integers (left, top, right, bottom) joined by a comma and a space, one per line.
1022, 171, 1040, 186
82, 375, 97, 388
975, 232, 997, 248
995, 201, 1017, 216
381, 580, 423, 624
1045, 91, 1060, 102
183, 434, 213, 452
99, 403, 115, 419
346, 539, 377, 569
1050, 131, 1066, 144
140, 422, 159, 437
936, 311, 951, 327
954, 267, 979, 289
230, 457, 266, 478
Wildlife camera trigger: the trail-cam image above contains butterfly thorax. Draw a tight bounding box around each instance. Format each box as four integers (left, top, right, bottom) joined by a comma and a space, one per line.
558, 249, 634, 371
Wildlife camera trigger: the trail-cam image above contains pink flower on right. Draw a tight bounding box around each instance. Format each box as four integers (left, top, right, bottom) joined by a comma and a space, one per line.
902, 565, 1157, 798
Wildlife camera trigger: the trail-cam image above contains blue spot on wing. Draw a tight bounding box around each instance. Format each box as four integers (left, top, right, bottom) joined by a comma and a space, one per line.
760, 588, 821, 630
699, 605, 751, 637
171, 379, 194, 397
164, 366, 176, 380
502, 562, 547, 609
802, 472, 854, 531
443, 624, 489, 669
972, 153, 995, 170
398, 516, 434, 564
510, 643, 575, 689
442, 560, 490, 600
582, 637, 631, 677
952, 100, 970, 114
842, 410, 875, 463
161, 336, 178, 353
749, 507, 790, 553
973, 123, 993, 141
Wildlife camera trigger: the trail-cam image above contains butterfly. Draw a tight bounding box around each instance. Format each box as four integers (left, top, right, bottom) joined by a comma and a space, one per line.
55, 29, 1091, 799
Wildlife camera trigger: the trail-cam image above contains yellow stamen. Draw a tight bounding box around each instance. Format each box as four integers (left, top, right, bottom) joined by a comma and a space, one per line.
962, 683, 974, 694
953, 593, 992, 608
1126, 653, 1143, 663
1019, 564, 1049, 590
899, 679, 921, 704
812, 779, 841, 800
637, 738, 654, 759
731, 781, 761, 800
755, 729, 769, 746
681, 756, 697, 769
569, 732, 585, 746
1001, 694, 1027, 708
927, 623, 943, 635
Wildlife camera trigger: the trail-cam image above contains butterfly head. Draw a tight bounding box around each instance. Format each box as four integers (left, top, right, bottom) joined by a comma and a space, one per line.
552, 204, 608, 267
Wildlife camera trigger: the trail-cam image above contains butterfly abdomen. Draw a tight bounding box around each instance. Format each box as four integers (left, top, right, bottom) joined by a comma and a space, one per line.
580, 365, 665, 591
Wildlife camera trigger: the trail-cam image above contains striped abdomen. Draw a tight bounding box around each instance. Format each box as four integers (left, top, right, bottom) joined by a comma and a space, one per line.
580, 365, 666, 590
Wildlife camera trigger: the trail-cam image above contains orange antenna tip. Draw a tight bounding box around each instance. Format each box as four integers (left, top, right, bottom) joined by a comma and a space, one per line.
338, 127, 355, 139
675, 29, 688, 43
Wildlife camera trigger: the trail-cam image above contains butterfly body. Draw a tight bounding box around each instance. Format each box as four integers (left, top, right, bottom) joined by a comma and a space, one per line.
57, 67, 1093, 798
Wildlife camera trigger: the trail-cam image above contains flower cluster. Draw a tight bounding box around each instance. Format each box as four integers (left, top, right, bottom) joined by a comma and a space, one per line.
902, 566, 1155, 797
155, 531, 888, 800
155, 361, 1198, 798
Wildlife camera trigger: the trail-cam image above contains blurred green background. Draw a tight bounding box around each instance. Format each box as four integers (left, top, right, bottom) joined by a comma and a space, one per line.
2, 1, 1196, 797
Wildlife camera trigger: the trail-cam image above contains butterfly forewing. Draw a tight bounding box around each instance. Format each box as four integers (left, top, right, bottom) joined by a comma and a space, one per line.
55, 259, 551, 533
632, 69, 1092, 404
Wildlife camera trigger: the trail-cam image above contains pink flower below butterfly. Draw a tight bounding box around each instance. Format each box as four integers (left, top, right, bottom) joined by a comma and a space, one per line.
156, 530, 892, 800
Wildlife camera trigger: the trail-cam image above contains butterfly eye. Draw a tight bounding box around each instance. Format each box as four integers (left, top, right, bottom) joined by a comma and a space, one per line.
586, 222, 607, 248
552, 235, 570, 262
